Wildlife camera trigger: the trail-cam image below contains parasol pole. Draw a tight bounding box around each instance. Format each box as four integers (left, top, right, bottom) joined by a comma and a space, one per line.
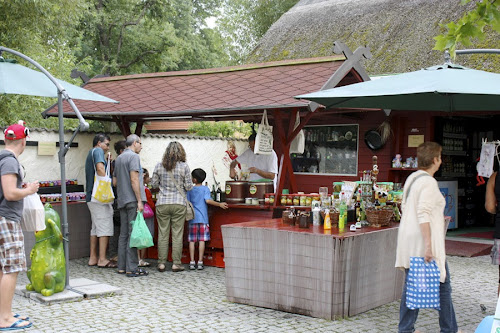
0, 46, 89, 292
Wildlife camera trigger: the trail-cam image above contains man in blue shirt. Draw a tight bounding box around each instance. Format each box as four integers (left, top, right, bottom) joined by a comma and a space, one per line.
85, 133, 116, 268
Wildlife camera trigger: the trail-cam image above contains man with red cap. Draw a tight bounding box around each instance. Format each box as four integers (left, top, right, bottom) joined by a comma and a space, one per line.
0, 121, 38, 330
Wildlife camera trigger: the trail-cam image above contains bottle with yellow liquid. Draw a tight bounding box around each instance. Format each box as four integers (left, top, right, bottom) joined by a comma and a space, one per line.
324, 209, 331, 230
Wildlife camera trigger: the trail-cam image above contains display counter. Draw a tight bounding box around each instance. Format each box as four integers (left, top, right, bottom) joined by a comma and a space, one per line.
208, 203, 273, 249
222, 219, 403, 319
23, 201, 91, 264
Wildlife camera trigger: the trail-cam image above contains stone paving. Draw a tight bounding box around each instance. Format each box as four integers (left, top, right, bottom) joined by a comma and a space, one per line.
12, 254, 498, 332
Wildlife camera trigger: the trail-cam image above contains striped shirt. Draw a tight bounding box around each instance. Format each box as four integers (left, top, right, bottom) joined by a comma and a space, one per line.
151, 161, 192, 206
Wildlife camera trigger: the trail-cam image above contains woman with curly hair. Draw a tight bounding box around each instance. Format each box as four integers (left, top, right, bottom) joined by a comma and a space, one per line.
151, 142, 192, 272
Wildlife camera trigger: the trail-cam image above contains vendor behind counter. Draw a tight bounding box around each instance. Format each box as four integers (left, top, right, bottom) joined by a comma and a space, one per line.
229, 133, 278, 191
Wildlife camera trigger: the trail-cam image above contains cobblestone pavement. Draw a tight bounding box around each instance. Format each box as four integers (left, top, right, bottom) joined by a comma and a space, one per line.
12, 254, 497, 332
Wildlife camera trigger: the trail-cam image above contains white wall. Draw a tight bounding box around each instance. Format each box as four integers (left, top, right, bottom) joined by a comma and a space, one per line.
16, 129, 247, 189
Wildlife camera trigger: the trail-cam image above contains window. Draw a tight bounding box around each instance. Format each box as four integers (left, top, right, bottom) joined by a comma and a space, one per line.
291, 124, 359, 175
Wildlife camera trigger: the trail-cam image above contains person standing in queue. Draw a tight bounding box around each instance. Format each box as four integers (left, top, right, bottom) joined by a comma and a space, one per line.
151, 141, 192, 273
395, 142, 458, 333
0, 121, 38, 330
109, 140, 127, 262
113, 134, 148, 277
229, 133, 278, 191
85, 133, 117, 268
485, 159, 500, 295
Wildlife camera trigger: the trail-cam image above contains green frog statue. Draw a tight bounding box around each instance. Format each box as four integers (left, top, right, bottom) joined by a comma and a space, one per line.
26, 203, 66, 296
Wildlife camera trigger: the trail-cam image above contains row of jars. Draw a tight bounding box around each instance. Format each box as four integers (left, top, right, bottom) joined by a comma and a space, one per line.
39, 179, 78, 187
40, 192, 86, 203
280, 193, 321, 207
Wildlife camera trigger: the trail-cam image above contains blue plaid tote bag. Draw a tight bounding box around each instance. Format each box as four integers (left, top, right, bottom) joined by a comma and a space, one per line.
406, 256, 441, 310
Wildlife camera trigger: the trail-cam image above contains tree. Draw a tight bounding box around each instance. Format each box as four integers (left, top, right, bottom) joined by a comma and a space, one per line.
0, 0, 89, 128
188, 121, 252, 138
434, 0, 500, 54
217, 0, 300, 63
77, 0, 229, 76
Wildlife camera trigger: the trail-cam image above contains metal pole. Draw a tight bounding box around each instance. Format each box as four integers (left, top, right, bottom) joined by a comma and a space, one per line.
57, 93, 71, 288
456, 49, 500, 55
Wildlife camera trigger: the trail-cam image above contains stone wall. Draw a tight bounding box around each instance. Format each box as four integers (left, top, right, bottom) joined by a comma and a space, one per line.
17, 129, 247, 189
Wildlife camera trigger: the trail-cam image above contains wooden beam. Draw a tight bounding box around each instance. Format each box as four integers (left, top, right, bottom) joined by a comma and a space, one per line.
308, 41, 372, 112
135, 120, 144, 136
113, 117, 131, 137
273, 111, 297, 196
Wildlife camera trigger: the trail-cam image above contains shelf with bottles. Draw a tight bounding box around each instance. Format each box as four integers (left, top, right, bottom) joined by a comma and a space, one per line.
440, 156, 466, 177
442, 132, 467, 139
304, 125, 358, 145
441, 150, 467, 156
292, 124, 359, 175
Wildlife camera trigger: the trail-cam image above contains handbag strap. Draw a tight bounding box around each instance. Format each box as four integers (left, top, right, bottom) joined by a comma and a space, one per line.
403, 172, 431, 203
168, 170, 190, 205
261, 109, 269, 127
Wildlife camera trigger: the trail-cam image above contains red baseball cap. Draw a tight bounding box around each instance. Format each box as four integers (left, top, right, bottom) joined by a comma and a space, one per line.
4, 121, 29, 141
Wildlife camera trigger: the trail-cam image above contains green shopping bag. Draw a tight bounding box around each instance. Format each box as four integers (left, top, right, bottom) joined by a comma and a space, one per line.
129, 212, 154, 249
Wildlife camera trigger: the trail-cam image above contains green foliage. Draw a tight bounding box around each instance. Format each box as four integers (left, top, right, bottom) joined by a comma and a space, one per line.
434, 0, 500, 55
217, 0, 300, 63
0, 0, 89, 128
77, 0, 229, 76
188, 121, 252, 137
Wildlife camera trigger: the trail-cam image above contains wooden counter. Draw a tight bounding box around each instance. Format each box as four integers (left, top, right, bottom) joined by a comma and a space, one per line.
208, 203, 273, 249
221, 219, 404, 319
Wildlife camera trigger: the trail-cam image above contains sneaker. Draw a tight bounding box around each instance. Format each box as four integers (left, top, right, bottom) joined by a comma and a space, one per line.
197, 261, 204, 270
189, 261, 196, 270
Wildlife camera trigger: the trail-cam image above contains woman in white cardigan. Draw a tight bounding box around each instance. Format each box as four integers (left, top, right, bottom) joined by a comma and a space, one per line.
395, 142, 458, 333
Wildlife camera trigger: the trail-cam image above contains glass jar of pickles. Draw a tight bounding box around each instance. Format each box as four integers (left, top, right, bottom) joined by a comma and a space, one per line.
305, 195, 312, 206
299, 194, 306, 206
293, 195, 300, 206
281, 195, 287, 206
286, 194, 293, 206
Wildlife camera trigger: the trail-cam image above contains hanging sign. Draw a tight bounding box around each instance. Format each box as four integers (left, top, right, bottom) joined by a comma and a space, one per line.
408, 135, 424, 148
38, 142, 56, 156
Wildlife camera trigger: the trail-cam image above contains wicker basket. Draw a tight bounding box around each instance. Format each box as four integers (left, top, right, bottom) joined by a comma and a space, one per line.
365, 207, 394, 227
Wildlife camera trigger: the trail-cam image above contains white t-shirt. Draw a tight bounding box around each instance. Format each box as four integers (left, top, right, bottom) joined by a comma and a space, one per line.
236, 149, 278, 191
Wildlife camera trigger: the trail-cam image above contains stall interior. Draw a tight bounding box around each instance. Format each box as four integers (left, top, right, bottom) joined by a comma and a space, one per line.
434, 115, 500, 228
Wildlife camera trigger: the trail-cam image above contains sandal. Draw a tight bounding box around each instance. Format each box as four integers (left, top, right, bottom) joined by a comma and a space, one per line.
158, 264, 166, 272
117, 270, 126, 275
126, 268, 149, 277
138, 259, 150, 267
98, 260, 118, 268
172, 265, 185, 272
189, 261, 196, 270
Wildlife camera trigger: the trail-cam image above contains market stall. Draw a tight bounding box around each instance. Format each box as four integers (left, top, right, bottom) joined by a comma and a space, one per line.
222, 219, 404, 319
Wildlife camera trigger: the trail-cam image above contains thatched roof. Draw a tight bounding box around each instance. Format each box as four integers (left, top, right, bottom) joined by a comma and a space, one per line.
247, 0, 500, 75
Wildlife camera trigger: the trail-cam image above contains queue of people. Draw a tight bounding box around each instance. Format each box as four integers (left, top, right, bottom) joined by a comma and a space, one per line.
82, 133, 279, 276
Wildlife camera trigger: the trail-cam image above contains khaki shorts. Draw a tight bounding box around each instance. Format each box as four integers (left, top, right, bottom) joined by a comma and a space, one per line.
0, 217, 26, 274
87, 202, 114, 237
